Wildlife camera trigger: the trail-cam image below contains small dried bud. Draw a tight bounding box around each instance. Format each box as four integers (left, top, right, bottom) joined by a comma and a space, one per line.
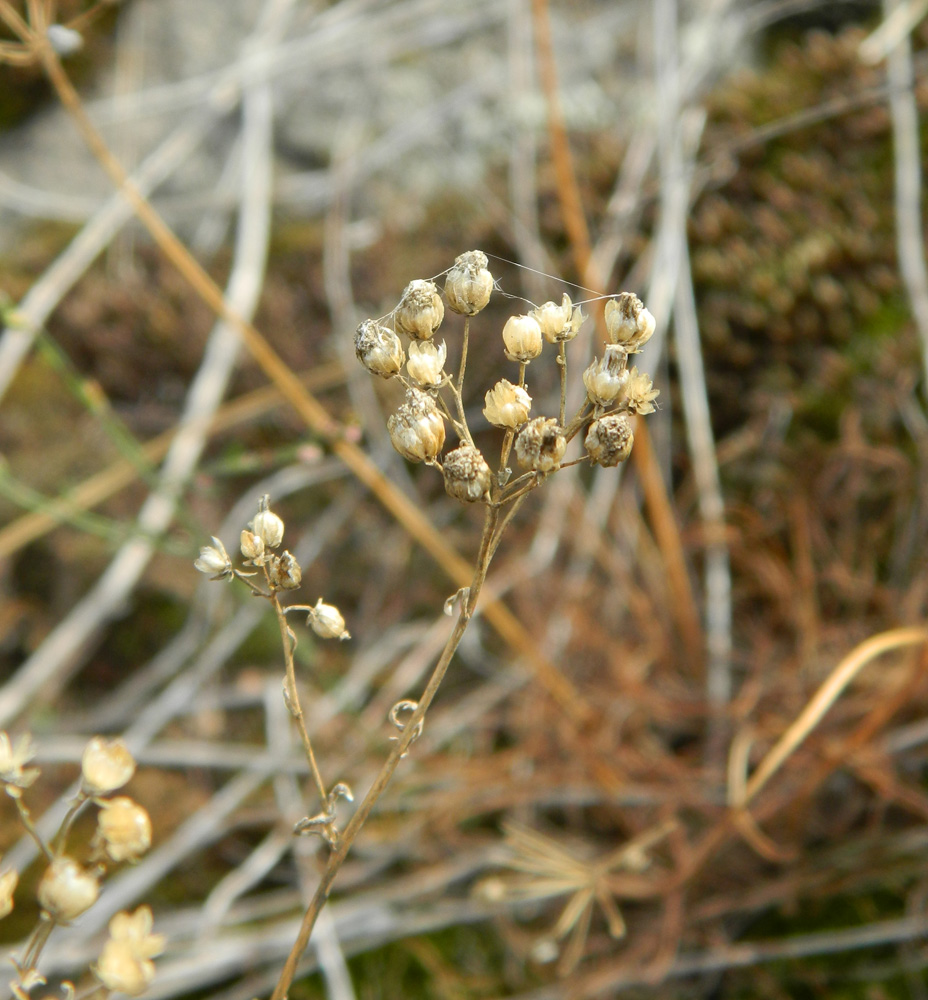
585, 414, 634, 467
583, 345, 629, 407
0, 864, 17, 919
96, 907, 165, 997
387, 387, 446, 463
515, 417, 567, 473
621, 366, 660, 415
82, 737, 136, 795
240, 529, 265, 563
355, 319, 405, 378
0, 732, 39, 792
307, 598, 350, 641
444, 250, 493, 315
483, 379, 532, 428
532, 293, 584, 343
96, 797, 152, 862
394, 279, 444, 340
251, 496, 284, 549
38, 857, 99, 921
502, 314, 544, 363
406, 340, 447, 389
194, 537, 233, 582
604, 293, 655, 352
268, 551, 302, 591
443, 445, 492, 503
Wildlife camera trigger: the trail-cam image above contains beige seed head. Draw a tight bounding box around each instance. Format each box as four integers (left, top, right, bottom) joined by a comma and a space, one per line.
308, 598, 350, 641
250, 498, 284, 549
582, 345, 630, 407
193, 537, 233, 582
622, 366, 660, 415
483, 379, 532, 429
444, 250, 493, 315
0, 865, 17, 919
394, 279, 444, 340
387, 388, 446, 463
532, 293, 583, 344
515, 417, 566, 473
406, 340, 447, 389
38, 857, 100, 921
354, 319, 405, 378
585, 414, 635, 467
443, 445, 492, 503
96, 906, 165, 996
82, 737, 136, 795
604, 293, 655, 352
96, 797, 152, 863
502, 314, 544, 363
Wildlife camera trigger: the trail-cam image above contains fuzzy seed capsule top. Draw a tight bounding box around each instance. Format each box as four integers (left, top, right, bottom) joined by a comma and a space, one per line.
444, 250, 493, 315
394, 280, 445, 340
585, 414, 634, 467
515, 417, 566, 472
355, 319, 405, 378
387, 387, 446, 463
443, 445, 492, 503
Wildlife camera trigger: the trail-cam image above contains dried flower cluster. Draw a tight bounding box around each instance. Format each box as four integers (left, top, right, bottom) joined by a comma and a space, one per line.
355, 251, 658, 501
0, 731, 163, 996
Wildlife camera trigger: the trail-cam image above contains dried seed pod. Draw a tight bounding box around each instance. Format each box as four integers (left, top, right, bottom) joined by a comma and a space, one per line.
250, 496, 284, 549
240, 529, 265, 563
406, 340, 447, 389
387, 387, 446, 463
307, 598, 350, 641
0, 865, 17, 919
268, 551, 302, 591
96, 797, 152, 862
532, 293, 584, 344
194, 537, 233, 581
604, 293, 655, 352
355, 319, 405, 378
582, 344, 629, 407
622, 366, 660, 415
96, 907, 165, 996
502, 314, 544, 363
82, 737, 136, 795
38, 857, 99, 921
394, 279, 444, 340
483, 379, 532, 428
585, 414, 634, 467
444, 250, 493, 315
515, 417, 566, 472
443, 445, 492, 503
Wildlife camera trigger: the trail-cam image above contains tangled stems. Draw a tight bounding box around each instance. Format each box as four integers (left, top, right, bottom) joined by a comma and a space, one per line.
270, 505, 500, 1000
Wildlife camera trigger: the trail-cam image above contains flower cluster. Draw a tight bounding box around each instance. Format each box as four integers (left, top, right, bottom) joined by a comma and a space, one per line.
0, 731, 164, 997
355, 253, 659, 499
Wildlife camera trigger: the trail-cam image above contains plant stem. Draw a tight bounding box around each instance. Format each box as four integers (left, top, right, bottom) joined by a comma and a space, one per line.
558, 341, 567, 425
13, 795, 53, 862
272, 595, 328, 806
270, 505, 500, 1000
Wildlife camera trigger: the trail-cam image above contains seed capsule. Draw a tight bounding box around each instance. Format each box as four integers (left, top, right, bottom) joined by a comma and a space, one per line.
387, 387, 446, 463
444, 250, 493, 315
394, 279, 444, 340
585, 414, 634, 467
502, 314, 544, 363
532, 293, 584, 344
38, 857, 99, 921
194, 537, 233, 581
307, 598, 350, 641
355, 319, 405, 378
406, 340, 447, 389
443, 445, 492, 503
483, 379, 532, 428
604, 293, 655, 352
82, 737, 136, 795
96, 797, 152, 862
622, 366, 660, 415
582, 344, 629, 407
251, 497, 284, 549
515, 417, 566, 472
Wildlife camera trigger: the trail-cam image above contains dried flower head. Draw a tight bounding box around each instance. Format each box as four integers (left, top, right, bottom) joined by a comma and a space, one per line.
444, 250, 493, 315
533, 293, 584, 344
307, 599, 350, 641
502, 313, 544, 363
585, 414, 634, 467
355, 319, 405, 378
515, 418, 567, 473
96, 906, 165, 996
582, 345, 629, 407
387, 387, 446, 463
82, 737, 136, 795
604, 293, 655, 353
239, 529, 265, 564
0, 863, 17, 919
483, 379, 532, 428
250, 496, 284, 549
96, 797, 152, 863
443, 445, 492, 503
406, 340, 447, 389
193, 537, 233, 582
38, 857, 99, 921
269, 551, 302, 591
622, 367, 660, 415
394, 279, 444, 340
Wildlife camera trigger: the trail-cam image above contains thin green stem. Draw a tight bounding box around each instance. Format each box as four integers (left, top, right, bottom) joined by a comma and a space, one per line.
270, 505, 501, 1000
